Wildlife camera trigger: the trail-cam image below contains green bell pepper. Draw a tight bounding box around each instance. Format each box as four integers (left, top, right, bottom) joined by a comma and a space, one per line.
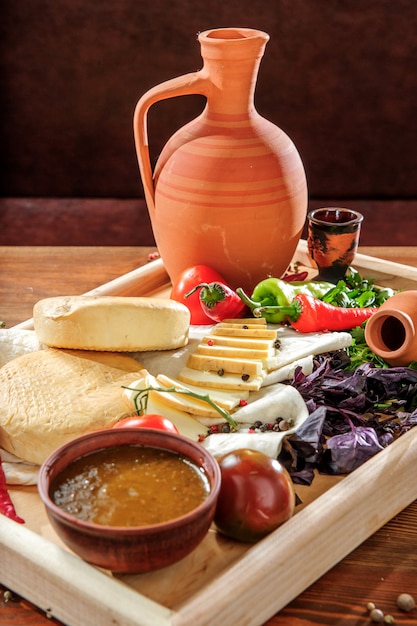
236, 277, 335, 324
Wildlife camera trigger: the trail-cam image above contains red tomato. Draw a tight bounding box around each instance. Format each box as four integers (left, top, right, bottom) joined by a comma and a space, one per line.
170, 265, 228, 325
112, 415, 179, 434
214, 448, 295, 542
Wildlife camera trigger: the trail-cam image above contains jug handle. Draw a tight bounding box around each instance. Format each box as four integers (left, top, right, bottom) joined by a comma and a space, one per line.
133, 71, 208, 215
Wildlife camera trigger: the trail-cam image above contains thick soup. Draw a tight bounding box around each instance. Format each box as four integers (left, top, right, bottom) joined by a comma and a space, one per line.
51, 445, 210, 526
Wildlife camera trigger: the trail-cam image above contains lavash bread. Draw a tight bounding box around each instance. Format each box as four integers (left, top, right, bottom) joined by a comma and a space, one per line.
0, 348, 146, 465
33, 295, 190, 352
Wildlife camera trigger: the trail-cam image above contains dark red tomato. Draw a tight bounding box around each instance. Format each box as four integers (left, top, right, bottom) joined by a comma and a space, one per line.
112, 415, 179, 434
214, 448, 295, 542
170, 265, 228, 325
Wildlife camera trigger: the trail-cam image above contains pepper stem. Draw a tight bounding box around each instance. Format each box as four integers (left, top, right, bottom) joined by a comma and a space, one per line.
184, 283, 211, 298
235, 287, 261, 311
253, 301, 302, 322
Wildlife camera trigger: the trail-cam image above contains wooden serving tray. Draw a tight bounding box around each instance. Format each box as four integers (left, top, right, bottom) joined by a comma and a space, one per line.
2, 240, 417, 626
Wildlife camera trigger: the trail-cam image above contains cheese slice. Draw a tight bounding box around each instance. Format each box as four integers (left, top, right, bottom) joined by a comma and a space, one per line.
211, 326, 277, 339
196, 343, 273, 359
200, 335, 275, 350
221, 318, 267, 325
146, 392, 208, 441
149, 388, 226, 419
155, 374, 249, 410
186, 353, 264, 376
178, 366, 264, 391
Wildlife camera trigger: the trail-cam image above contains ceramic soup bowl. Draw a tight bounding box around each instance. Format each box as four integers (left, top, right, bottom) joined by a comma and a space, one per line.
38, 428, 221, 573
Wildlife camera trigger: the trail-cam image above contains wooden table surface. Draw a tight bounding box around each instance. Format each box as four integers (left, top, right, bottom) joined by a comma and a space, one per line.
1, 245, 417, 626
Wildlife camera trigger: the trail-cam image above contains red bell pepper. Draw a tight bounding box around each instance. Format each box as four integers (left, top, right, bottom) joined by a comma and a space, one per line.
170, 265, 229, 324
185, 282, 247, 323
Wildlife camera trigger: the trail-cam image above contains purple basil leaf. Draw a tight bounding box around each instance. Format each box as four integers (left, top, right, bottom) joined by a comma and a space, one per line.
327, 426, 384, 473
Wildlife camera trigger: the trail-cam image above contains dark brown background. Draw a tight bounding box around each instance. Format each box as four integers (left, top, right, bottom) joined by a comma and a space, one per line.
1, 0, 416, 245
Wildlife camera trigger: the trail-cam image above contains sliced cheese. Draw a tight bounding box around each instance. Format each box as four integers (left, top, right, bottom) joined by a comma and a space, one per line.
196, 343, 273, 359
211, 326, 277, 339
149, 388, 225, 419
145, 392, 208, 441
221, 317, 267, 325
178, 366, 264, 391
186, 353, 264, 376
155, 374, 249, 410
200, 335, 275, 350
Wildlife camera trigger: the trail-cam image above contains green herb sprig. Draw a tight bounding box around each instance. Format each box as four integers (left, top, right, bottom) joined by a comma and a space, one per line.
321, 267, 395, 309
346, 325, 390, 369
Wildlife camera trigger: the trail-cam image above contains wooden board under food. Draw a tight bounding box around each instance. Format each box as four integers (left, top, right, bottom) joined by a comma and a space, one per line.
2, 240, 417, 626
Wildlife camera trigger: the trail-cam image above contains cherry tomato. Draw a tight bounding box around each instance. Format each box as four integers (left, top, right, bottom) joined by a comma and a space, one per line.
214, 448, 295, 542
112, 415, 179, 433
170, 265, 228, 325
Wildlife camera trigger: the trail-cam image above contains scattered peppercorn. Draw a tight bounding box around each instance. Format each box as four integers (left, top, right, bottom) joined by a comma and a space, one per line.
369, 608, 385, 623
241, 374, 250, 381
397, 593, 415, 612
217, 369, 225, 377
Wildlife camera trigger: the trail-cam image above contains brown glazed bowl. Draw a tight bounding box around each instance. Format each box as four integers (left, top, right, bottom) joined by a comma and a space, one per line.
38, 428, 221, 573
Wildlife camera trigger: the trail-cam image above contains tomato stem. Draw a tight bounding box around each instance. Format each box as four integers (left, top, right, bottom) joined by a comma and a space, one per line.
123, 384, 239, 430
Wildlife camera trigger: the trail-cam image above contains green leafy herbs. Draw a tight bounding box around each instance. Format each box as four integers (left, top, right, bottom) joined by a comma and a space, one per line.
346, 325, 389, 369
123, 384, 238, 430
321, 267, 395, 308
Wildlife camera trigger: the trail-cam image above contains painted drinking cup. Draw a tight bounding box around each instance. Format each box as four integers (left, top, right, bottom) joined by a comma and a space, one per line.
307, 207, 363, 282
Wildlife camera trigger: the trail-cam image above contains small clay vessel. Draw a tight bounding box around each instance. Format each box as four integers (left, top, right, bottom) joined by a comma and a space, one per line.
365, 290, 417, 366
133, 27, 307, 292
307, 208, 363, 282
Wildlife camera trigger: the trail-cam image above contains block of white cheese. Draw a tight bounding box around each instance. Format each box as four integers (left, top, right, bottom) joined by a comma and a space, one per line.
0, 348, 146, 465
33, 295, 190, 352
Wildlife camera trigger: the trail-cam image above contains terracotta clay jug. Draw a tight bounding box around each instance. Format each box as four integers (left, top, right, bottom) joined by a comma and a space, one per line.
365, 290, 417, 366
134, 27, 307, 292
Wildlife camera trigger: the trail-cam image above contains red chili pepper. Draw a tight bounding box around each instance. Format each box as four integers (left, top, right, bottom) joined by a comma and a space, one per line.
0, 455, 25, 524
254, 293, 377, 333
185, 282, 247, 323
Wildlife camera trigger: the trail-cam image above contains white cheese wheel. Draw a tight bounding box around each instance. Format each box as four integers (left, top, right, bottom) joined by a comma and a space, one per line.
33, 295, 190, 352
0, 348, 147, 465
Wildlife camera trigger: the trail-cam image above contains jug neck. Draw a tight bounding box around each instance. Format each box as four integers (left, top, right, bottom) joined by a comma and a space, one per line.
198, 28, 269, 116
